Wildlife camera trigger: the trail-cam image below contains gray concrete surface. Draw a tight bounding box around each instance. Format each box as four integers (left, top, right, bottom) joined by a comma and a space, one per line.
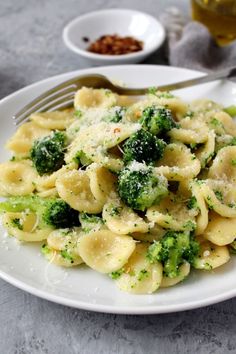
1, 0, 236, 353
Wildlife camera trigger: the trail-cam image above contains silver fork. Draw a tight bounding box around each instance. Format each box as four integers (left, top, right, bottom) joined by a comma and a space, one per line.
13, 66, 236, 126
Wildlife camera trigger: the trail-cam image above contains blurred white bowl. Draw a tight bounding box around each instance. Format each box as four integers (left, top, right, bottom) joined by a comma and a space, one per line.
63, 9, 165, 66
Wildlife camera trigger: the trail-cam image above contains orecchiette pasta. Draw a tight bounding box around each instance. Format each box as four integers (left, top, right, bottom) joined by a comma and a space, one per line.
86, 163, 117, 204
56, 169, 104, 213
78, 229, 136, 273
2, 212, 51, 241
208, 146, 236, 183
168, 118, 209, 144
65, 122, 140, 171
155, 143, 201, 181
30, 110, 75, 130
36, 163, 77, 192
0, 85, 236, 295
74, 87, 118, 109
190, 181, 209, 235
193, 240, 230, 270
146, 193, 197, 231
0, 160, 37, 196
44, 228, 84, 267
103, 199, 149, 235
160, 262, 190, 288
115, 243, 163, 294
203, 212, 236, 246
195, 130, 215, 168
5, 122, 51, 156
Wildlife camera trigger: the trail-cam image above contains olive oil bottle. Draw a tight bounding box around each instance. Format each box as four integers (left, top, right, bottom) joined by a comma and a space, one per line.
191, 0, 236, 45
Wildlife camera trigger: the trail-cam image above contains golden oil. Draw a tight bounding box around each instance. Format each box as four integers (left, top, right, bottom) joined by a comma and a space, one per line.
191, 0, 236, 45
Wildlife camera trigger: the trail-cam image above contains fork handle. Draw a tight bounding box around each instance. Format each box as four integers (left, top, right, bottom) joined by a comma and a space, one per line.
112, 66, 236, 95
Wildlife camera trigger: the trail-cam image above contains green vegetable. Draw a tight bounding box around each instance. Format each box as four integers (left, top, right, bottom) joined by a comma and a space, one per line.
147, 88, 174, 99
229, 137, 236, 146
30, 131, 66, 175
140, 106, 177, 136
79, 212, 103, 233
123, 129, 166, 164
73, 150, 92, 166
0, 195, 80, 229
187, 196, 199, 210
118, 162, 168, 211
11, 218, 23, 230
41, 244, 51, 255
147, 230, 199, 278
214, 190, 223, 202
230, 240, 236, 254
137, 269, 149, 281
110, 268, 124, 279
104, 107, 126, 123
109, 205, 122, 216
60, 249, 74, 263
210, 117, 223, 128
224, 105, 236, 117
74, 109, 83, 118
148, 87, 157, 95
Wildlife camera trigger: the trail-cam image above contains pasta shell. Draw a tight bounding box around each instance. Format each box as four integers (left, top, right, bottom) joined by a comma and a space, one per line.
56, 169, 103, 213
74, 87, 118, 109
146, 193, 197, 231
115, 243, 163, 294
87, 163, 117, 204
5, 122, 51, 156
103, 199, 149, 235
30, 110, 75, 130
0, 160, 37, 196
155, 143, 201, 181
2, 212, 51, 242
160, 262, 190, 288
78, 229, 136, 273
203, 212, 236, 246
193, 240, 230, 270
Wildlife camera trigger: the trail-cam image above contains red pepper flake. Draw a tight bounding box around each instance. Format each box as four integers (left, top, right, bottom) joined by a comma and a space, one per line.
114, 128, 121, 133
87, 34, 143, 55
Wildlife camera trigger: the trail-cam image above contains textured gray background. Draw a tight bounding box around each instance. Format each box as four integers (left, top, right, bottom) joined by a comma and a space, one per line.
1, 1, 236, 353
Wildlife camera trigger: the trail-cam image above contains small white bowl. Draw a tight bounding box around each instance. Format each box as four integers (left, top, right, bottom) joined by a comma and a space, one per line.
63, 9, 165, 66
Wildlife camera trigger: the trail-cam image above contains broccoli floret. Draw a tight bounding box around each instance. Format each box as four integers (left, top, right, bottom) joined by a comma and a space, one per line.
79, 212, 104, 233
103, 106, 126, 123
123, 129, 166, 164
0, 195, 80, 229
30, 131, 66, 175
147, 230, 199, 278
11, 218, 23, 230
73, 150, 92, 166
140, 106, 177, 136
224, 105, 236, 117
74, 109, 83, 118
118, 162, 168, 211
109, 268, 125, 279
187, 196, 199, 210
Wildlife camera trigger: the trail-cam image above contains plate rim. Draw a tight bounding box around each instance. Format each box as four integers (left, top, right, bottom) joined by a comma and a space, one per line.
0, 64, 235, 314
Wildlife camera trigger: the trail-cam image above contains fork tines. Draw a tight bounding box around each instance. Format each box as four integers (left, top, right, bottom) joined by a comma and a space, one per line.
13, 83, 77, 125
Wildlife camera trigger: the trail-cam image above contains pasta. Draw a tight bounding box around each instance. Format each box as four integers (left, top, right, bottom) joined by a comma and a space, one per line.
115, 243, 163, 294
6, 122, 51, 156
78, 229, 136, 273
0, 160, 37, 196
0, 85, 235, 295
30, 110, 75, 130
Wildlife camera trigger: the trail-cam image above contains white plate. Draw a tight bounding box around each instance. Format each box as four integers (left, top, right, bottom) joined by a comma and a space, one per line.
1, 65, 236, 314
